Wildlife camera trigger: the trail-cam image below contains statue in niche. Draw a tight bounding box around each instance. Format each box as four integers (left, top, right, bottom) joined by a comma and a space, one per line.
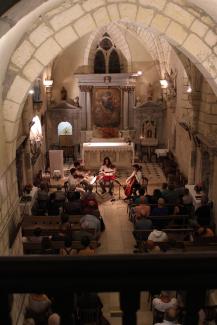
72, 96, 80, 107
135, 96, 142, 106
143, 120, 156, 139
61, 86, 67, 101
147, 83, 154, 101
165, 68, 177, 98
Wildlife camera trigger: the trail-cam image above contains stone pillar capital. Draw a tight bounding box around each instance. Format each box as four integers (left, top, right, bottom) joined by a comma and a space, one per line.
122, 86, 135, 92
79, 85, 93, 92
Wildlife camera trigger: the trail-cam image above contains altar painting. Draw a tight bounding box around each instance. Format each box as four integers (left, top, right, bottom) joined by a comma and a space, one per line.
93, 88, 121, 138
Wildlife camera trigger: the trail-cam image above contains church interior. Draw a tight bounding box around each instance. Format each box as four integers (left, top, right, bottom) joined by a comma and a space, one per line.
1, 0, 217, 324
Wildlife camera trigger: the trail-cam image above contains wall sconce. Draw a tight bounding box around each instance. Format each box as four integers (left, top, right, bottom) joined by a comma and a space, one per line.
131, 70, 143, 77
187, 85, 192, 93
43, 79, 53, 87
160, 79, 169, 89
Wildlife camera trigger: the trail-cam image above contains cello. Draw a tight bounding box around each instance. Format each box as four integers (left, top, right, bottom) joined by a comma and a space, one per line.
124, 176, 136, 197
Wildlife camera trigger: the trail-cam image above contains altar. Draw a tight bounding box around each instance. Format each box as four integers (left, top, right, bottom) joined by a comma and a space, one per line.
82, 141, 134, 169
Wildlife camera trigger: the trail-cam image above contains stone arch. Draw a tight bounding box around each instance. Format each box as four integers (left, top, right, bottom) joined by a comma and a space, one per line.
2, 0, 217, 163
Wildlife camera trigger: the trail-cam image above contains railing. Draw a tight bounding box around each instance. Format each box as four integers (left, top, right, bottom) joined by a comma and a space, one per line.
0, 253, 217, 324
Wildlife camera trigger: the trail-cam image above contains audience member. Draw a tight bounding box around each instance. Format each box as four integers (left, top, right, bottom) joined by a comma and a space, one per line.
182, 188, 193, 205
134, 188, 146, 204
195, 195, 211, 226
28, 293, 51, 314
23, 227, 43, 244
82, 184, 98, 206
78, 236, 95, 256
151, 198, 169, 216
160, 183, 168, 196
58, 214, 71, 238
153, 291, 178, 312
162, 183, 179, 205
151, 189, 162, 204
134, 196, 151, 219
41, 237, 53, 254
54, 185, 65, 205
47, 193, 60, 216
148, 228, 168, 242
48, 313, 60, 325
145, 240, 160, 253
64, 191, 82, 215
196, 226, 214, 238
134, 211, 153, 231
60, 237, 76, 256
80, 214, 101, 239
82, 200, 100, 218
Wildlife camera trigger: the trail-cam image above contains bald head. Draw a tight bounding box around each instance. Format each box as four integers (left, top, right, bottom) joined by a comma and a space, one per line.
48, 313, 60, 325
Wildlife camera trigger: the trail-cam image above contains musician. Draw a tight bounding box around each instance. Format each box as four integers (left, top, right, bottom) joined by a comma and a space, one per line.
126, 164, 143, 196
99, 157, 116, 195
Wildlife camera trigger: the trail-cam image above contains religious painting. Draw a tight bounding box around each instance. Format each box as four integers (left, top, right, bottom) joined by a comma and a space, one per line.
92, 87, 121, 138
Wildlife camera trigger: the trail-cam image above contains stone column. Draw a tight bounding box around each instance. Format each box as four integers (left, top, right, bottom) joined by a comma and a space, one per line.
188, 141, 196, 184
79, 86, 87, 130
86, 86, 93, 131
128, 87, 135, 129
123, 86, 134, 130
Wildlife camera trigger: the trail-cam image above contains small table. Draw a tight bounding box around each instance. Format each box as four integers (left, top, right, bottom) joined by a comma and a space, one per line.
19, 186, 38, 216
155, 148, 169, 158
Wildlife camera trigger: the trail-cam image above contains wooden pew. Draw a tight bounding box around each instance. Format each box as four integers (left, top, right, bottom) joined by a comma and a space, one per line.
133, 228, 194, 242
22, 227, 96, 237
22, 215, 82, 227
23, 240, 98, 254
147, 215, 189, 228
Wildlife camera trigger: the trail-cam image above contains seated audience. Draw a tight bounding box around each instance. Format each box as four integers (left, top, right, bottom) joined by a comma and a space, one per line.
173, 197, 188, 216
37, 183, 49, 210
60, 237, 76, 256
148, 228, 168, 242
154, 307, 181, 325
28, 293, 51, 314
151, 198, 169, 216
47, 193, 60, 216
80, 214, 101, 239
64, 191, 82, 215
78, 236, 95, 256
153, 291, 178, 312
195, 195, 211, 226
58, 214, 71, 238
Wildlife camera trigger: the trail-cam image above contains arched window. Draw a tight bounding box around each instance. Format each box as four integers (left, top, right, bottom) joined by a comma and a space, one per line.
58, 122, 72, 135
94, 50, 106, 74
109, 49, 121, 73
93, 33, 123, 74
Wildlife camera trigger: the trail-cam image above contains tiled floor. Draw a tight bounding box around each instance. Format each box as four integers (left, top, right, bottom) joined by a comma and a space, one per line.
95, 164, 165, 324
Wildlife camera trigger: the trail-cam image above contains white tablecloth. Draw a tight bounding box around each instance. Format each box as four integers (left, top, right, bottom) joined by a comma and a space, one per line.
19, 186, 38, 216
155, 148, 169, 158
185, 185, 202, 210
82, 142, 134, 168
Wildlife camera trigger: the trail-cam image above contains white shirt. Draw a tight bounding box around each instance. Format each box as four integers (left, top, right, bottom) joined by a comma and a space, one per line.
148, 230, 168, 242
127, 170, 143, 184
100, 165, 116, 176
153, 297, 177, 312
68, 174, 79, 187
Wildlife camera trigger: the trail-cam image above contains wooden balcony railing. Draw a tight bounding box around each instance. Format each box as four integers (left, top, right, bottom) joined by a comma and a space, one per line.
0, 253, 217, 325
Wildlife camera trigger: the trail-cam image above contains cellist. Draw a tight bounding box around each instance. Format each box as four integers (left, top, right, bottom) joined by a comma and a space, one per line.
125, 164, 143, 197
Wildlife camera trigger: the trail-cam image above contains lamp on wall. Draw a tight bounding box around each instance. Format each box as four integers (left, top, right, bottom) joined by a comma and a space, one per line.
43, 79, 53, 87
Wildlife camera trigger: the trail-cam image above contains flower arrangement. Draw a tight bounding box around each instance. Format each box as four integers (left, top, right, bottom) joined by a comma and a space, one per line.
23, 184, 33, 194
194, 182, 203, 193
